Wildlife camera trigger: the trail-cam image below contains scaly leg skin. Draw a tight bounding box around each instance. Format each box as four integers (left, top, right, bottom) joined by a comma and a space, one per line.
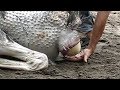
0, 29, 48, 71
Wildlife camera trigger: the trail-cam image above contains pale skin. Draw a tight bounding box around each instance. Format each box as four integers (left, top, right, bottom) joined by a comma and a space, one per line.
65, 11, 110, 62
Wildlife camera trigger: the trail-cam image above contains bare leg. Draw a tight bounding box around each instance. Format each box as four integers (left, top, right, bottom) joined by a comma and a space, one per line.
0, 29, 48, 71
87, 31, 92, 38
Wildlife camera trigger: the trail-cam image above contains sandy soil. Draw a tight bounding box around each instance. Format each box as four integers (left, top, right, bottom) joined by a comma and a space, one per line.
0, 11, 120, 79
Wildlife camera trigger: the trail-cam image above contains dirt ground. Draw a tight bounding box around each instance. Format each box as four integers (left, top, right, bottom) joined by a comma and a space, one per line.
0, 11, 120, 79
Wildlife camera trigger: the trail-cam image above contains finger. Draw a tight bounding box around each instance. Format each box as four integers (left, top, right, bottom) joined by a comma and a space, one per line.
75, 51, 84, 58
75, 56, 83, 61
64, 55, 72, 58
65, 56, 76, 61
84, 54, 88, 63
66, 50, 84, 61
65, 54, 84, 61
64, 55, 74, 60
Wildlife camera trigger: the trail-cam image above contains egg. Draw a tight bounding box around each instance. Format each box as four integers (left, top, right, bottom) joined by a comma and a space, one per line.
66, 42, 81, 56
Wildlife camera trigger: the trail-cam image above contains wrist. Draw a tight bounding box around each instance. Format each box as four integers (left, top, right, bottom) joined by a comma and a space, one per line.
87, 44, 96, 53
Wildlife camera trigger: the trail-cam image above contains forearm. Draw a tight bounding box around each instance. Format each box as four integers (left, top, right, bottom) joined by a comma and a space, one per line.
88, 11, 110, 50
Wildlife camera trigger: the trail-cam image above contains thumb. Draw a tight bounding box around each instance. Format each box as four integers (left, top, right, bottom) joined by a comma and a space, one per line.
84, 54, 88, 63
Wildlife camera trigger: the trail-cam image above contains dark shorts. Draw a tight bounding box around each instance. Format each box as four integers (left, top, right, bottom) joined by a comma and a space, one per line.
79, 11, 94, 33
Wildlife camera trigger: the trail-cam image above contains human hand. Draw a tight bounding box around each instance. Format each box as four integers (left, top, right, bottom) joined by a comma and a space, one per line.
65, 47, 95, 62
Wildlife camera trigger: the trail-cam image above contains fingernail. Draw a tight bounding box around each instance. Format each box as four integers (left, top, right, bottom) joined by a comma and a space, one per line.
84, 59, 87, 63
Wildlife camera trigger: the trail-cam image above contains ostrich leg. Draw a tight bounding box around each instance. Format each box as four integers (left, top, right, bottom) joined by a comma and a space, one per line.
0, 29, 48, 71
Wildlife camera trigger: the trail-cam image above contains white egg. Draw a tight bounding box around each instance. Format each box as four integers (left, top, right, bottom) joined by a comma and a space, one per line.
67, 42, 81, 56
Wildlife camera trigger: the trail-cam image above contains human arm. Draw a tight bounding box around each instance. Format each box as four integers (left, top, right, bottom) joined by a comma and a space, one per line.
65, 11, 110, 62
